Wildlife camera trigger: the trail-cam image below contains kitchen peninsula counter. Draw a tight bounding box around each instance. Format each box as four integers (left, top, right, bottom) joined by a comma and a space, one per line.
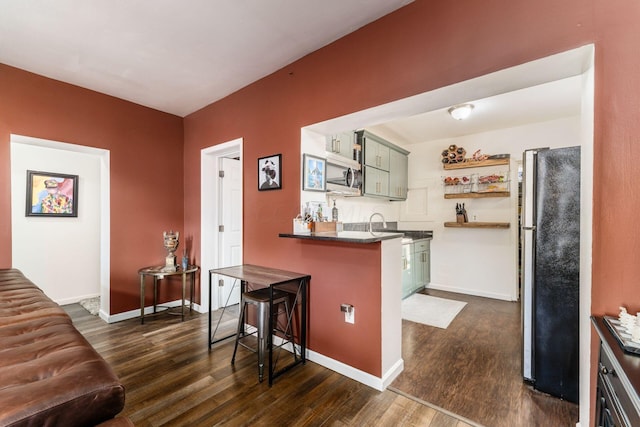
279, 229, 432, 244
278, 227, 404, 390
279, 231, 404, 244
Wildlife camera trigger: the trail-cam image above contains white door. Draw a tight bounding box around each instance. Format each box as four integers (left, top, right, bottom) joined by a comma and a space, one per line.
218, 157, 242, 306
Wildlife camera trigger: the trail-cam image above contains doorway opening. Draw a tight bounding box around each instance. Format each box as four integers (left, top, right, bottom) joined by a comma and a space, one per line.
200, 138, 243, 312
9, 134, 110, 318
302, 45, 593, 425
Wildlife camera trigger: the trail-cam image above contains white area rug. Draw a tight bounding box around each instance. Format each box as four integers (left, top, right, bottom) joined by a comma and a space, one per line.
401, 294, 467, 329
79, 297, 100, 316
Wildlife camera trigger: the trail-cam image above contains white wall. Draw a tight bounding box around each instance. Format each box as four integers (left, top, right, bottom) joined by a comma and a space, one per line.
11, 139, 103, 304
400, 116, 581, 300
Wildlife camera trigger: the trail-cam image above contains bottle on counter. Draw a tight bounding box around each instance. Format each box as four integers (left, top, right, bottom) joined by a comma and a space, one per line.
332, 199, 338, 222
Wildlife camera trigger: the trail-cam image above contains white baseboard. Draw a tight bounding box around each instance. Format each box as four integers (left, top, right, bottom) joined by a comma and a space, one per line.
270, 336, 403, 391
427, 282, 515, 301
307, 348, 404, 391
381, 358, 405, 390
56, 293, 100, 306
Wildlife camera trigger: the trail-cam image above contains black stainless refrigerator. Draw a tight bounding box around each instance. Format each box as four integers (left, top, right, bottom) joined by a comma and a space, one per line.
521, 146, 580, 403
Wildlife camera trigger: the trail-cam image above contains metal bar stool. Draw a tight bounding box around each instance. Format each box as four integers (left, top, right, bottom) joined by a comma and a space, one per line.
231, 287, 293, 382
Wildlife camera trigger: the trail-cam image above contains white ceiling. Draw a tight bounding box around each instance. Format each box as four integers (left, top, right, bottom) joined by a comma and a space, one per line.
0, 0, 413, 117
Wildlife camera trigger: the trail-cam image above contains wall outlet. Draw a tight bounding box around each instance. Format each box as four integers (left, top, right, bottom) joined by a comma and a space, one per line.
345, 307, 355, 324
341, 303, 355, 324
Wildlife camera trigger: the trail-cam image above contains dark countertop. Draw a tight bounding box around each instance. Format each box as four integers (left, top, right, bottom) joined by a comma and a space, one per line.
279, 230, 405, 244
397, 230, 433, 241
279, 229, 432, 244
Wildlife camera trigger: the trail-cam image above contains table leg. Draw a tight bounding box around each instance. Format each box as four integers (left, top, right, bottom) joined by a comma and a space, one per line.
209, 275, 241, 349
208, 271, 212, 350
140, 274, 145, 324
181, 271, 186, 321
301, 277, 307, 364
189, 271, 194, 312
153, 277, 158, 313
268, 284, 274, 386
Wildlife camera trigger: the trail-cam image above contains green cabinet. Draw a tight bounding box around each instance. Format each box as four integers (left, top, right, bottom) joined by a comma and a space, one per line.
401, 243, 413, 298
363, 136, 390, 171
325, 131, 355, 161
413, 239, 431, 288
389, 148, 408, 199
357, 130, 409, 200
363, 166, 389, 196
402, 239, 431, 299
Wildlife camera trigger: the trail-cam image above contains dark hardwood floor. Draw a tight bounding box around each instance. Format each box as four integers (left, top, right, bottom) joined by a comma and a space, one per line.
390, 289, 579, 427
66, 288, 578, 427
65, 304, 476, 427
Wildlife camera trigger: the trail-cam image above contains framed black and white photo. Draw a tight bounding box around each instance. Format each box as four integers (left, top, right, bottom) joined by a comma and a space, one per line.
258, 154, 282, 191
26, 170, 78, 217
302, 154, 326, 192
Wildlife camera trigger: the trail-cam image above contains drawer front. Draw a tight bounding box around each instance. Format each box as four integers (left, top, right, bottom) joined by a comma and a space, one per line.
600, 346, 640, 426
414, 240, 430, 252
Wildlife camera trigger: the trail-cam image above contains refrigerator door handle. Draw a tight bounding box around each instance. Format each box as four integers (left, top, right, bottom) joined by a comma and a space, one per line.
523, 226, 536, 231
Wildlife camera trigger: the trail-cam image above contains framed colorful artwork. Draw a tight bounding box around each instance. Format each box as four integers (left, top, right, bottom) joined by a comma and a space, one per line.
25, 170, 78, 217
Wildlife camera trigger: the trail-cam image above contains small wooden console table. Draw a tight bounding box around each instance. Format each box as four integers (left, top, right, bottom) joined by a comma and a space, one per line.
208, 264, 310, 386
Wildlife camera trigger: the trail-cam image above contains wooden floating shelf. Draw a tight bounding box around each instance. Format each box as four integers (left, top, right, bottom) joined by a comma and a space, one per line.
444, 191, 510, 199
444, 221, 510, 229
443, 158, 510, 170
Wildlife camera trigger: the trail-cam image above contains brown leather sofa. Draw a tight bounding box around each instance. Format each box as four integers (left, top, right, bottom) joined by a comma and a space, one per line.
0, 268, 131, 427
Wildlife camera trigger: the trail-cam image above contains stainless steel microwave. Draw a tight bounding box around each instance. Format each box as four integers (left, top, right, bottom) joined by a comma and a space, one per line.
326, 161, 361, 196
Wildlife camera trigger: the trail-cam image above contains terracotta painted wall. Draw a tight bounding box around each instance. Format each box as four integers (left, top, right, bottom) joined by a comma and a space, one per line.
183, 0, 640, 415
0, 64, 184, 313
0, 0, 638, 418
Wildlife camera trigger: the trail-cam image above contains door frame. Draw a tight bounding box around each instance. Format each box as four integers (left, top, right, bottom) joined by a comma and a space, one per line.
10, 134, 111, 318
200, 138, 243, 312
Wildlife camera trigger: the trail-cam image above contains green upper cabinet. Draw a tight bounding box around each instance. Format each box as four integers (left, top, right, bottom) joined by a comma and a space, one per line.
363, 135, 390, 171
325, 132, 356, 161
363, 166, 390, 197
357, 130, 409, 200
389, 148, 408, 199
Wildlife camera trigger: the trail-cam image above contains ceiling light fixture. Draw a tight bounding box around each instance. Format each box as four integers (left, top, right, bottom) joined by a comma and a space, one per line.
447, 103, 474, 120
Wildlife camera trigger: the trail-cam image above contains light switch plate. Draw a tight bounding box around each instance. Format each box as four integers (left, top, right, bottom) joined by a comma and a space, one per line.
345, 308, 355, 324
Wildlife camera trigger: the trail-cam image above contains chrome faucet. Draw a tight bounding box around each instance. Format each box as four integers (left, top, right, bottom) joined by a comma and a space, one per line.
369, 212, 387, 233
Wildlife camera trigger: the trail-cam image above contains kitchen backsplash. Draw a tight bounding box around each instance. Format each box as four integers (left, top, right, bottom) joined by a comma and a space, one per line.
343, 222, 398, 231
